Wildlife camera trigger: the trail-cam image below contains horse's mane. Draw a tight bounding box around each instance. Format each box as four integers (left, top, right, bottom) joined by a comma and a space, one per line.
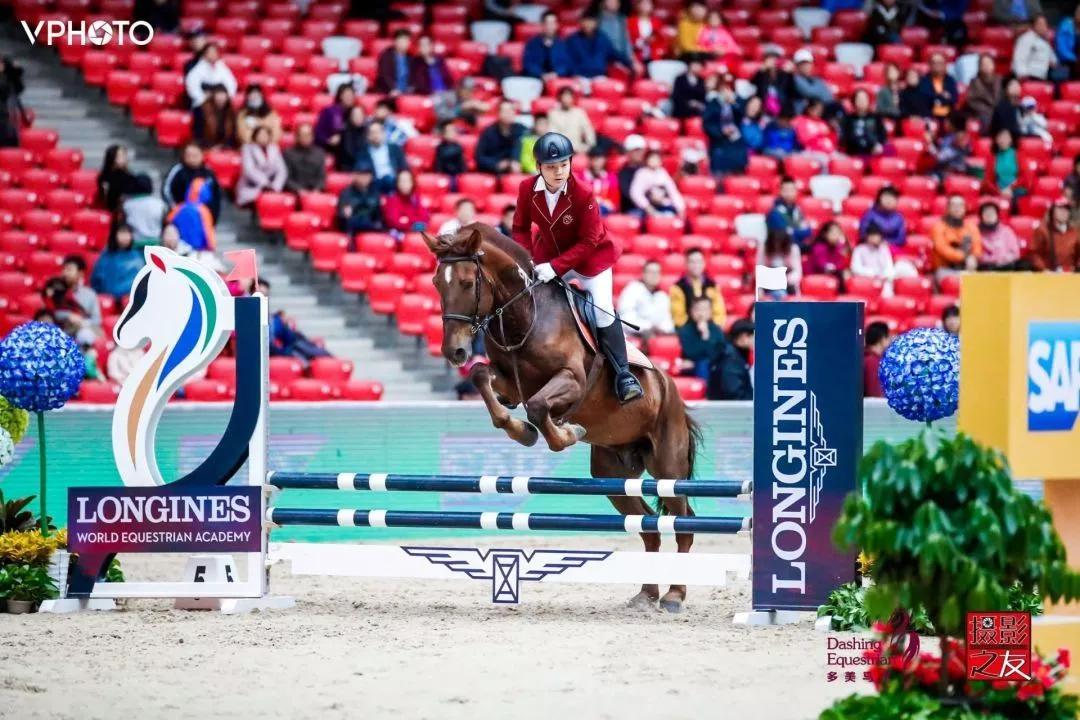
463, 222, 534, 270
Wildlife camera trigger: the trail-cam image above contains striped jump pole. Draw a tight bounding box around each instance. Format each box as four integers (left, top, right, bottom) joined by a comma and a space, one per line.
267, 472, 751, 498
267, 508, 751, 534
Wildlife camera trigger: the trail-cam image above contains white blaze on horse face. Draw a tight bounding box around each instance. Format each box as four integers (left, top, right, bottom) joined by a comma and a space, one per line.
444, 265, 452, 285
516, 264, 529, 285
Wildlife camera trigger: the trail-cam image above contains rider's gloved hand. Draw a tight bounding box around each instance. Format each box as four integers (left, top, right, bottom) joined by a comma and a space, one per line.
534, 263, 557, 283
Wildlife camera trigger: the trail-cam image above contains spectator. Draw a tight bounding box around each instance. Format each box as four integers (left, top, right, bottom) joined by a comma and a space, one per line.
859, 186, 907, 247
236, 126, 287, 208
863, 321, 890, 397
977, 201, 1023, 270
577, 147, 620, 215
864, 0, 908, 46
752, 46, 796, 118
675, 0, 708, 59
181, 29, 208, 77
184, 43, 236, 107
438, 197, 477, 236
1058, 6, 1080, 76
314, 84, 356, 152
261, 279, 332, 363
739, 96, 767, 152
449, 78, 492, 127
337, 105, 369, 171
629, 150, 686, 218
1030, 199, 1080, 271
360, 120, 407, 193
931, 194, 981, 281
616, 260, 675, 338
766, 177, 812, 249
371, 98, 416, 147
336, 163, 383, 234
192, 84, 236, 149
942, 304, 960, 335
898, 67, 924, 118
627, 0, 667, 64
236, 84, 282, 146
410, 36, 451, 95
1018, 96, 1053, 143
914, 0, 969, 47
875, 63, 903, 119
710, 319, 753, 401
97, 144, 139, 213
964, 54, 1003, 130
382, 169, 430, 236
1013, 15, 1058, 80
702, 77, 748, 176
163, 143, 221, 222
677, 296, 726, 379
106, 338, 146, 384
792, 99, 838, 158
758, 229, 802, 296
476, 101, 526, 174
993, 0, 1043, 25
433, 121, 467, 179
983, 128, 1023, 200
498, 204, 515, 236
850, 225, 899, 293
523, 11, 571, 80
934, 113, 976, 179
804, 221, 851, 286
761, 115, 798, 158
547, 88, 598, 154
158, 222, 194, 258
133, 0, 178, 32
792, 49, 836, 115
0, 57, 25, 148
519, 115, 550, 175
41, 278, 90, 344
166, 170, 218, 253
597, 0, 639, 74
375, 29, 414, 95
990, 77, 1023, 138
697, 9, 741, 61
913, 52, 958, 120
1066, 154, 1080, 200
58, 255, 102, 336
123, 174, 166, 245
669, 248, 726, 327
283, 123, 327, 193
618, 134, 647, 213
90, 224, 145, 300
840, 89, 887, 156
671, 57, 707, 119
567, 13, 633, 78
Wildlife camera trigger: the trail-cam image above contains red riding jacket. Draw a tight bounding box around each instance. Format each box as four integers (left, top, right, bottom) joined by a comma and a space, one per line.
510, 174, 620, 277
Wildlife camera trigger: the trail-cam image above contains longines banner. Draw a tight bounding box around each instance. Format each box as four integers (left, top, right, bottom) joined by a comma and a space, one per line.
752, 302, 862, 612
68, 486, 262, 554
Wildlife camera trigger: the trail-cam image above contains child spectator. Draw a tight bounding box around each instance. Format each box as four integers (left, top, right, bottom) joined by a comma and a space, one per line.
90, 225, 145, 301
336, 163, 383, 234
977, 201, 1023, 270
438, 197, 477, 236
382, 169, 430, 237
863, 321, 891, 397
236, 125, 287, 207
850, 225, 899, 294
577, 147, 620, 216
984, 128, 1023, 201
766, 177, 813, 248
859, 186, 907, 247
616, 260, 674, 339
942, 304, 960, 335
123, 174, 166, 245
757, 229, 802, 296
283, 123, 327, 193
163, 143, 222, 223
236, 84, 281, 145
629, 150, 686, 218
792, 99, 838, 158
669, 248, 726, 328
192, 84, 236, 148
761, 115, 798, 158
1018, 96, 1053, 143
804, 221, 851, 287
433, 121, 467, 179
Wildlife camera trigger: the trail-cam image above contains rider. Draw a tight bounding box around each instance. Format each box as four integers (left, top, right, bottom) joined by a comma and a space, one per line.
510, 131, 644, 403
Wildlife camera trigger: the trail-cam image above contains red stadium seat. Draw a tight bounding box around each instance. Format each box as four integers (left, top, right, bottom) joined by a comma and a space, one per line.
156, 110, 192, 147
339, 253, 379, 293
395, 294, 437, 336
256, 192, 297, 231
309, 357, 354, 383
78, 380, 121, 404
299, 192, 338, 228
283, 211, 321, 252
340, 379, 385, 400
69, 209, 111, 249
368, 273, 408, 315
283, 378, 335, 401
801, 274, 840, 300
105, 70, 141, 106
183, 379, 231, 402
309, 232, 350, 272
644, 215, 685, 241
673, 376, 705, 400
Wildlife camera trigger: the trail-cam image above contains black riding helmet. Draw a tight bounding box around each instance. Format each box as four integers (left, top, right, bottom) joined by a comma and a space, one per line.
533, 131, 574, 165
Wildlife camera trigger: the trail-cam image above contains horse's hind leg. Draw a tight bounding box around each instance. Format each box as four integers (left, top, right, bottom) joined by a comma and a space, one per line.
644, 413, 694, 614
593, 445, 659, 610
471, 363, 539, 447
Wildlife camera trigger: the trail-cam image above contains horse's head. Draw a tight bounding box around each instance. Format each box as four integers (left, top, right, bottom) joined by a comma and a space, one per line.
423, 225, 530, 367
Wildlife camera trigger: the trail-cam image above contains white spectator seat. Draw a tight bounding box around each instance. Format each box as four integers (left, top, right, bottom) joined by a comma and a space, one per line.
321, 36, 362, 72
809, 175, 853, 212
734, 78, 756, 99
793, 8, 831, 39
951, 53, 980, 85
834, 43, 874, 78
471, 20, 512, 53
501, 76, 545, 112
327, 73, 368, 96
511, 4, 548, 22
647, 59, 687, 86
734, 213, 768, 243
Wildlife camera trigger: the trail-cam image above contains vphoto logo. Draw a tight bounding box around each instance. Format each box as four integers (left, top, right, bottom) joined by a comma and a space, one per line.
20, 19, 154, 46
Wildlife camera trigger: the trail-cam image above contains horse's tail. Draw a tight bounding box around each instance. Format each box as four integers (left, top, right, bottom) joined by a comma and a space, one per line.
684, 409, 703, 481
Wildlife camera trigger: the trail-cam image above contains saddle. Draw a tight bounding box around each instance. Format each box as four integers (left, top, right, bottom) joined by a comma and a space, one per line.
563, 284, 653, 370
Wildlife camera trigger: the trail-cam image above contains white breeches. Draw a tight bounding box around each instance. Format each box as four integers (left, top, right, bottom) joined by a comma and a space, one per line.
562, 268, 616, 327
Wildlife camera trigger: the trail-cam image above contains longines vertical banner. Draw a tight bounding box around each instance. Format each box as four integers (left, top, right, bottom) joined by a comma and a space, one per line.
752, 301, 862, 612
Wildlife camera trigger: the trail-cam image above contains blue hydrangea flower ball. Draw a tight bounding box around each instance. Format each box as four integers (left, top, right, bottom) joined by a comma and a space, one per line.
0, 322, 84, 413
878, 327, 960, 423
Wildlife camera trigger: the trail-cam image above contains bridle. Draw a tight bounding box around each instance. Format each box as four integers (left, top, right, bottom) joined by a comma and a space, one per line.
436, 252, 538, 353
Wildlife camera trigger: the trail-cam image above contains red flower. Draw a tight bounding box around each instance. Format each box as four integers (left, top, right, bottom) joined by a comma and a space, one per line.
1017, 682, 1046, 701
991, 679, 1012, 690
1059, 649, 1071, 669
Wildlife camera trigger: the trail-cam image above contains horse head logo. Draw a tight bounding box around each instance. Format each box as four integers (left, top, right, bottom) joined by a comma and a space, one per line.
112, 247, 235, 486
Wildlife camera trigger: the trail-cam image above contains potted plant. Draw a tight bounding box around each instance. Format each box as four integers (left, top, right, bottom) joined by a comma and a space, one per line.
2, 562, 57, 613
823, 430, 1080, 717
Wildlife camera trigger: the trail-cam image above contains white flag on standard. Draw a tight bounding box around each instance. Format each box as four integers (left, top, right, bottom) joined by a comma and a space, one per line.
755, 265, 789, 297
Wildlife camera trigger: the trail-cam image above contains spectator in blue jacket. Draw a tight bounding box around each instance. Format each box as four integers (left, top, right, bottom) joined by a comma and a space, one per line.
1058, 6, 1079, 76
523, 11, 571, 80
766, 177, 813, 249
567, 14, 633, 78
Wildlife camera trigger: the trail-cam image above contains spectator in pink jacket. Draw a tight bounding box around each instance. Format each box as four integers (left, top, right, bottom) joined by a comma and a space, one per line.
697, 9, 741, 61
629, 149, 686, 218
804, 220, 851, 287
792, 100, 838, 157
977, 201, 1023, 270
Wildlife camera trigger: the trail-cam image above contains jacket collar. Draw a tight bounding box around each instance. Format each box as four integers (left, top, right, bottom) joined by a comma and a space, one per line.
531, 175, 572, 223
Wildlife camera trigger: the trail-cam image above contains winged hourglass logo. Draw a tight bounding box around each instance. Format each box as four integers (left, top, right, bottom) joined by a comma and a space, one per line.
808, 391, 836, 524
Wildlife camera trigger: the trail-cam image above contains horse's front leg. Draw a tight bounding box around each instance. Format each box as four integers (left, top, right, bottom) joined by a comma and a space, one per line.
524, 368, 587, 452
470, 363, 539, 447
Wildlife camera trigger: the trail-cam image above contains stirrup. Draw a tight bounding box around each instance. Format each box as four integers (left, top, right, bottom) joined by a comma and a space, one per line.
615, 371, 644, 403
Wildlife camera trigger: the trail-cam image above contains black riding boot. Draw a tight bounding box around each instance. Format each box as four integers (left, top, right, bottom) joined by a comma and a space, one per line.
597, 320, 644, 403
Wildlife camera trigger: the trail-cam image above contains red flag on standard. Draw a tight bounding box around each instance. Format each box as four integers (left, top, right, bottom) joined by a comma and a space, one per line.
224, 249, 258, 288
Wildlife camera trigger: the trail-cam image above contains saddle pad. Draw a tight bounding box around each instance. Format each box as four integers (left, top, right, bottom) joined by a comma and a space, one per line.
563, 286, 653, 370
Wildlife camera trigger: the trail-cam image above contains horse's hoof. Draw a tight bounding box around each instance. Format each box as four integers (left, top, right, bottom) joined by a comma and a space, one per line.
497, 395, 518, 409
568, 424, 586, 441
627, 591, 658, 610
519, 422, 539, 447
659, 598, 684, 614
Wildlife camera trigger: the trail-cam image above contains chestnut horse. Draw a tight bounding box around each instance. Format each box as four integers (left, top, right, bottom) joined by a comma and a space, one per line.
423, 224, 703, 612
